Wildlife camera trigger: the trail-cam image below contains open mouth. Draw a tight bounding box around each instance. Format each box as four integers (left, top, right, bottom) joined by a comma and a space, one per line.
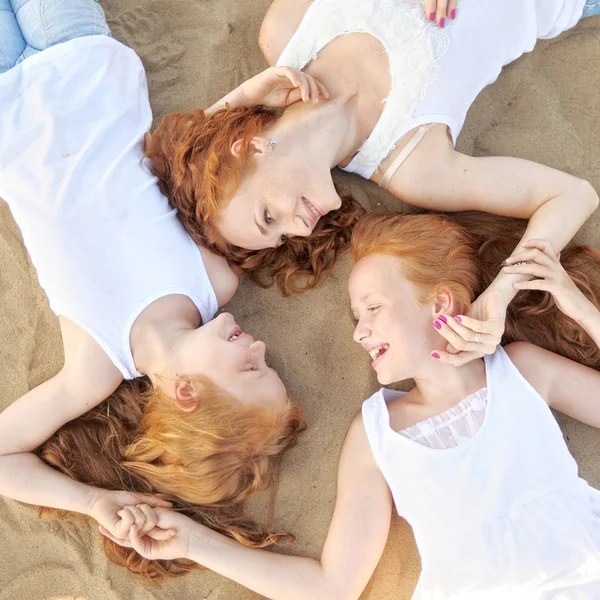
368, 344, 390, 368
228, 326, 243, 341
302, 196, 322, 225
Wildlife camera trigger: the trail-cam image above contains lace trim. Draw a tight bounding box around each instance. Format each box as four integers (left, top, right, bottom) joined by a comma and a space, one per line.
276, 0, 461, 176
399, 387, 487, 449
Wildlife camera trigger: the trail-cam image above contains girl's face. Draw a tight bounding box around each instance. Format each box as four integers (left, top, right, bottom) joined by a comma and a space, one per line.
348, 254, 440, 385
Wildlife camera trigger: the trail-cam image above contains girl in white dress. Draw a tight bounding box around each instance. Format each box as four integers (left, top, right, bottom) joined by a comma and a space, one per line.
104, 211, 600, 597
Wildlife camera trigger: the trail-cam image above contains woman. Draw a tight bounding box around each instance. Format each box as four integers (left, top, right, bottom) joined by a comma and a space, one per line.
0, 0, 324, 574
103, 211, 600, 597
146, 0, 600, 362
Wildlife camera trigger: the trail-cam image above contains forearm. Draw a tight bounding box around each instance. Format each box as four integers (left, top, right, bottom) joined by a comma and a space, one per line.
186, 524, 341, 600
576, 307, 600, 350
206, 85, 251, 115
0, 452, 100, 514
488, 180, 598, 301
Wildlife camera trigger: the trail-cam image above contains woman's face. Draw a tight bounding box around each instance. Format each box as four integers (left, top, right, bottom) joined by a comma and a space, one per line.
178, 312, 288, 410
215, 137, 343, 250
348, 254, 440, 385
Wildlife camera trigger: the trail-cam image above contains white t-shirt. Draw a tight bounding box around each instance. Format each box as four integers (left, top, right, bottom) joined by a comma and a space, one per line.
0, 36, 218, 379
277, 0, 586, 178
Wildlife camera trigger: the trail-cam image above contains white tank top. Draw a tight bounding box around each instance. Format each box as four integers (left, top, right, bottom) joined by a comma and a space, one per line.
277, 0, 586, 178
0, 36, 218, 380
362, 347, 600, 598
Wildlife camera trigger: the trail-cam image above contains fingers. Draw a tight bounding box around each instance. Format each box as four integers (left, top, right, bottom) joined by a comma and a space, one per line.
129, 524, 153, 558
146, 527, 177, 541
433, 315, 498, 354
513, 279, 553, 293
502, 262, 553, 280
447, 0, 457, 20
307, 73, 320, 103
424, 0, 436, 23
520, 239, 558, 259
434, 349, 484, 366
136, 494, 173, 509
503, 248, 556, 269
99, 525, 134, 548
315, 78, 330, 100
114, 508, 134, 538
435, 0, 448, 27
450, 314, 499, 336
136, 504, 158, 537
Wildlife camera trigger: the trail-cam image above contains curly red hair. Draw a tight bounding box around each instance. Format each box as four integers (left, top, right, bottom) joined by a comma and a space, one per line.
144, 105, 364, 295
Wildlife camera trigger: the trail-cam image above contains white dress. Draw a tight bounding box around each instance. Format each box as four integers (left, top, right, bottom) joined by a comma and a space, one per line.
277, 0, 586, 178
0, 36, 218, 379
362, 347, 600, 599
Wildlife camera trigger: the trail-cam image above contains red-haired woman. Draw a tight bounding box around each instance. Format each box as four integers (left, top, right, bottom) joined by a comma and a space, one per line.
0, 0, 319, 577
147, 0, 600, 360
106, 210, 600, 596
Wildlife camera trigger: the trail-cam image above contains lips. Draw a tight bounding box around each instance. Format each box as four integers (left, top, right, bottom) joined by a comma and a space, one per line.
366, 343, 390, 369
301, 196, 323, 227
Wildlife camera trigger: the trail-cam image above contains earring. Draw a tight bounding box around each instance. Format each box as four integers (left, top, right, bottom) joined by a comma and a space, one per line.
268, 138, 277, 148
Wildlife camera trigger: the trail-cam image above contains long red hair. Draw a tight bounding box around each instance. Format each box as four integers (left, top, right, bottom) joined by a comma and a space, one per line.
144, 105, 365, 295
351, 211, 600, 368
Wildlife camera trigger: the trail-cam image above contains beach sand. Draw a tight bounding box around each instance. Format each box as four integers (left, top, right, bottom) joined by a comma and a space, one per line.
1, 2, 599, 598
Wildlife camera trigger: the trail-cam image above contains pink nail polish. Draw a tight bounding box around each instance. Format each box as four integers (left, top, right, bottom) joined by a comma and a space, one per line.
450, 9, 456, 19
438, 315, 448, 324
433, 320, 442, 330
440, 18, 445, 28
455, 316, 462, 323
431, 352, 440, 359
429, 12, 435, 22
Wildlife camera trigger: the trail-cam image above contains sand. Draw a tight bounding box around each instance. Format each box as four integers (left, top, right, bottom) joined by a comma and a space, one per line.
0, 2, 599, 598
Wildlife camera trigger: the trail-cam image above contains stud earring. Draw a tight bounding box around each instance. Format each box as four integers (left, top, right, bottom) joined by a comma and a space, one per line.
268, 138, 277, 148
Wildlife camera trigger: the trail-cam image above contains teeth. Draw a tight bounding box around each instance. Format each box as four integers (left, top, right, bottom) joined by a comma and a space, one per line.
305, 199, 319, 217
369, 344, 389, 360
228, 332, 243, 341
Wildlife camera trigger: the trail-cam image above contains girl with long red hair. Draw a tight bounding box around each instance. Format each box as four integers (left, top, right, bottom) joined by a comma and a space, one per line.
106, 211, 600, 596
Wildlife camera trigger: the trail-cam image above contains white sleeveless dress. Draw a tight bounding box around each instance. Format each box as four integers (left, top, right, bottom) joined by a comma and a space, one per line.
362, 347, 600, 599
277, 0, 586, 179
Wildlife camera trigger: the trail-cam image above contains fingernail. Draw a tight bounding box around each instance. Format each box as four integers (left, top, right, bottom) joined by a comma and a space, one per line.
450, 9, 456, 19
433, 320, 442, 330
438, 315, 447, 324
454, 316, 462, 323
440, 18, 445, 28
429, 12, 435, 21
431, 352, 440, 359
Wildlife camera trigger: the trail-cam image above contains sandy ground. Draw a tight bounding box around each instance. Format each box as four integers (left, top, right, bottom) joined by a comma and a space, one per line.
1, 2, 600, 598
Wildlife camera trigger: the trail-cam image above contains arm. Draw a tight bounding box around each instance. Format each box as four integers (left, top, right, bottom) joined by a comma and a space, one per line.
105, 415, 394, 600
382, 126, 598, 362
0, 317, 171, 531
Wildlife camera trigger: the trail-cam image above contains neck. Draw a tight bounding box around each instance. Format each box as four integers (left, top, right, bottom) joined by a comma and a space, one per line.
272, 94, 361, 168
130, 295, 201, 382
411, 358, 487, 409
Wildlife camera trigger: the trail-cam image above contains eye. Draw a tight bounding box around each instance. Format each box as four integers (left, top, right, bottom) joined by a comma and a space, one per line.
264, 209, 274, 225
280, 233, 288, 244
245, 366, 259, 372
367, 305, 381, 314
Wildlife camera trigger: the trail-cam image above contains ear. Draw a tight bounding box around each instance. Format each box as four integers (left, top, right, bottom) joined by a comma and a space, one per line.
431, 287, 455, 318
173, 379, 200, 413
230, 136, 271, 158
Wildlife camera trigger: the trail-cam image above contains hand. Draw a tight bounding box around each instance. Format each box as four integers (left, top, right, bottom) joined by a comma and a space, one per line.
99, 506, 194, 561
502, 240, 598, 325
87, 490, 173, 541
241, 66, 330, 107
425, 0, 457, 27
432, 290, 507, 366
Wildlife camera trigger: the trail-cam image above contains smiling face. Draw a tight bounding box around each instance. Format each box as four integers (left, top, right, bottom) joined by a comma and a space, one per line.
170, 312, 288, 410
215, 137, 342, 250
349, 254, 441, 385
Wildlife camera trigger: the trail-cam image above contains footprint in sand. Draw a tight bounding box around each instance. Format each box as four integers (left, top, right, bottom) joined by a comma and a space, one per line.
108, 3, 185, 88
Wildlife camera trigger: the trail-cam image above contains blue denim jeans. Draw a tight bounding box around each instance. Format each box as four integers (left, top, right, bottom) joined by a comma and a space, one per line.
584, 0, 600, 17
0, 0, 110, 73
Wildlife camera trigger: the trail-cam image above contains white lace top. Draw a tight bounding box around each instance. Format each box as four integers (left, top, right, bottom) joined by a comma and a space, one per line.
399, 388, 487, 450
276, 0, 586, 179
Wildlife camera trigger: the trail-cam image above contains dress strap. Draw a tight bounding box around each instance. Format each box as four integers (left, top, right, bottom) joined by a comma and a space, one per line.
379, 124, 432, 191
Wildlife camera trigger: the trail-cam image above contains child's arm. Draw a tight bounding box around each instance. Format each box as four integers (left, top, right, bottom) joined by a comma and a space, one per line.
0, 317, 171, 534
102, 415, 394, 600
206, 66, 329, 115
492, 239, 600, 427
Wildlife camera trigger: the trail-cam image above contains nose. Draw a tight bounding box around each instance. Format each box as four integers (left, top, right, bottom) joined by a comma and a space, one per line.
353, 319, 370, 344
249, 340, 267, 362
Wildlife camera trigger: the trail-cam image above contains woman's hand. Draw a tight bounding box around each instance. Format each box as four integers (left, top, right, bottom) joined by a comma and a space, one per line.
425, 0, 457, 27
99, 506, 194, 561
241, 66, 330, 107
432, 291, 506, 366
87, 490, 173, 541
502, 240, 598, 324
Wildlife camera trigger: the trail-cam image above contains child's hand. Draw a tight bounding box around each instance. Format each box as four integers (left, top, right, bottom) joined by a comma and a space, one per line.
503, 240, 597, 324
425, 0, 457, 28
87, 490, 172, 541
241, 66, 330, 107
99, 506, 193, 561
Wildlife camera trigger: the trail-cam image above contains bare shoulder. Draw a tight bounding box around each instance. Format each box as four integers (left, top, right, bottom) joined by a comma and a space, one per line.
259, 0, 314, 66
198, 246, 239, 307
342, 412, 378, 468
